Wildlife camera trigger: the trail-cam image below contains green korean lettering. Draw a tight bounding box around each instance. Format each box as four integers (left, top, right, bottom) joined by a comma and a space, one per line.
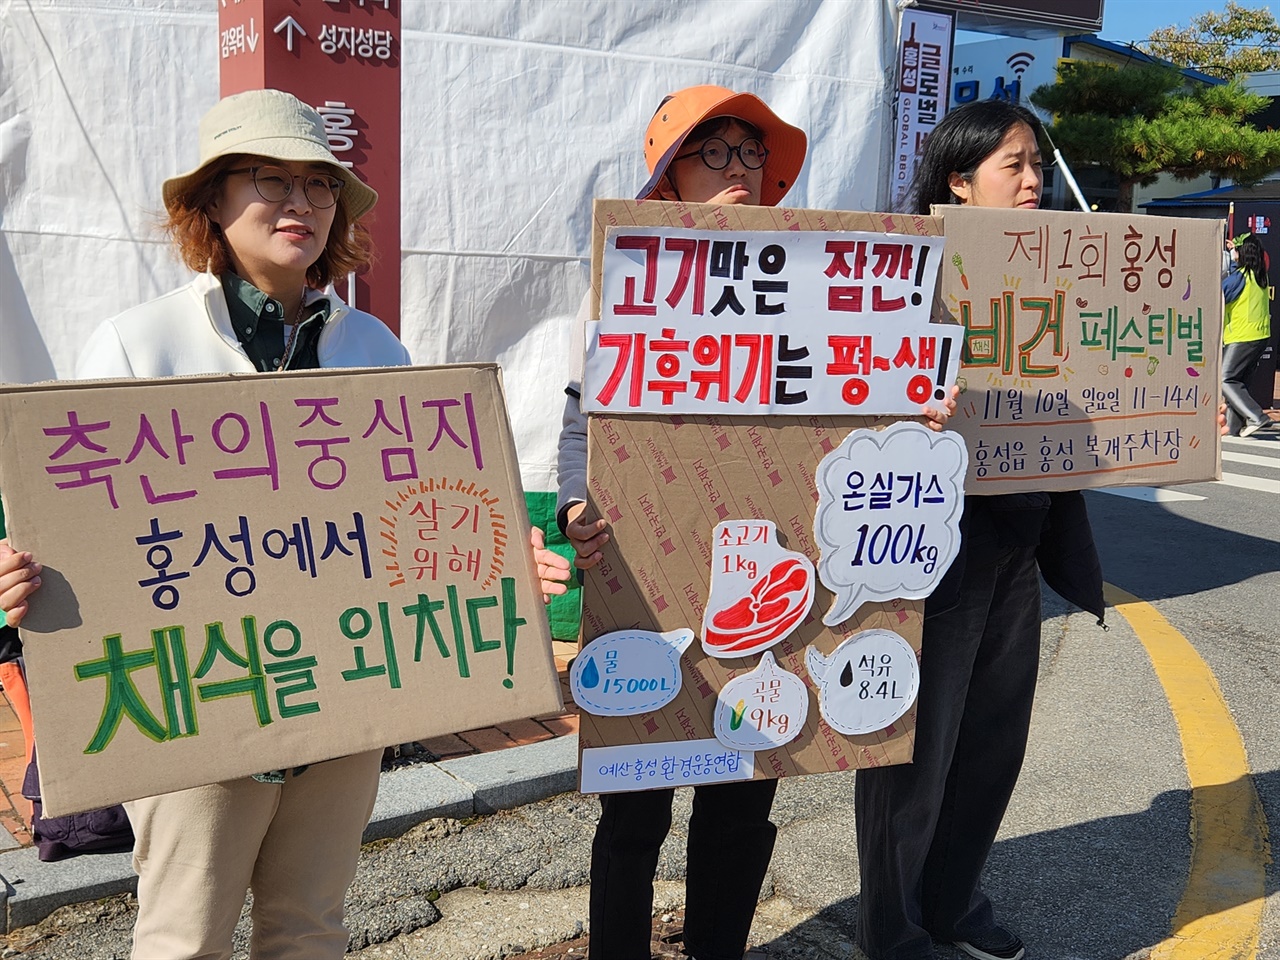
404, 593, 449, 663
74, 633, 168, 753
151, 625, 197, 740
261, 620, 320, 718
339, 603, 401, 688
195, 618, 271, 726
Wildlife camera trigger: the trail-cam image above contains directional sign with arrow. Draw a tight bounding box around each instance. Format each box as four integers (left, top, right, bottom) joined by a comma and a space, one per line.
274, 15, 305, 52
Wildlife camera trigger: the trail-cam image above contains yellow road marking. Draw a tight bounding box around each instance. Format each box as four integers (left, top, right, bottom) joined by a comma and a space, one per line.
1105, 584, 1269, 960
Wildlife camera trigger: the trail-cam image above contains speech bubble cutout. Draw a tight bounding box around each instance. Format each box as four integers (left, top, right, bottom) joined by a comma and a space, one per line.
702, 519, 815, 659
813, 421, 968, 625
570, 628, 695, 717
713, 651, 810, 751
805, 629, 919, 736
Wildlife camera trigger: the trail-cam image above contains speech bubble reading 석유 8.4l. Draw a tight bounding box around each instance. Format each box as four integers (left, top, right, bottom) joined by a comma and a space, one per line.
570, 628, 695, 717
805, 629, 919, 736
813, 421, 968, 626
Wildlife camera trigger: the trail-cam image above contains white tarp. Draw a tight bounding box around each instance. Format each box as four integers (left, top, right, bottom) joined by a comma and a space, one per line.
0, 0, 897, 494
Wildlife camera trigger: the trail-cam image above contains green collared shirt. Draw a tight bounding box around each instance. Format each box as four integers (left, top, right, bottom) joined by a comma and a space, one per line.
221, 273, 330, 372
221, 273, 329, 783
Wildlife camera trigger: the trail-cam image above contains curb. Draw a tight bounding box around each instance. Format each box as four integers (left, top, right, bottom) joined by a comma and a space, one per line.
0, 734, 580, 932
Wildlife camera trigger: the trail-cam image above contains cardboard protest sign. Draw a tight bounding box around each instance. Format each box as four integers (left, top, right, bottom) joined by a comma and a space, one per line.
578, 200, 952, 794
0, 364, 562, 816
937, 207, 1224, 492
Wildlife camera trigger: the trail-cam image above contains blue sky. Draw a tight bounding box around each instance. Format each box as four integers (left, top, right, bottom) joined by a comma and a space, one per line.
1097, 0, 1247, 45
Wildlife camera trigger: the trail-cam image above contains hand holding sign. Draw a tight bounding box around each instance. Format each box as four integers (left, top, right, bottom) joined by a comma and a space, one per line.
813, 421, 967, 625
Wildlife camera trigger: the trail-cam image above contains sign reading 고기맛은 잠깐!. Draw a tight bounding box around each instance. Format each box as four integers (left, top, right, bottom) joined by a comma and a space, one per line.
572, 200, 1222, 796
577, 199, 964, 794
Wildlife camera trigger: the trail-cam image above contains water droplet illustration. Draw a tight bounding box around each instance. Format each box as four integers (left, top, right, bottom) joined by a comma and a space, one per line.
580, 656, 600, 689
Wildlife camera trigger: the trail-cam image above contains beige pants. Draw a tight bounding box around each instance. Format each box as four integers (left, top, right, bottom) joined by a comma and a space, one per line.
124, 749, 383, 960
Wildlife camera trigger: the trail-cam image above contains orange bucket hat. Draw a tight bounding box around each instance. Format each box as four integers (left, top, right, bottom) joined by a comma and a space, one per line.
638, 85, 807, 207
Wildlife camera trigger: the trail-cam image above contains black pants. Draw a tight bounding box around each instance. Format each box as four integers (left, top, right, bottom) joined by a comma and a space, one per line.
854, 536, 1042, 960
589, 779, 778, 960
1222, 338, 1271, 434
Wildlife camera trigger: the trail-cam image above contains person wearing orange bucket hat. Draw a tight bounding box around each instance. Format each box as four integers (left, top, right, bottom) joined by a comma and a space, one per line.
636, 84, 807, 207
555, 84, 806, 960
555, 85, 953, 960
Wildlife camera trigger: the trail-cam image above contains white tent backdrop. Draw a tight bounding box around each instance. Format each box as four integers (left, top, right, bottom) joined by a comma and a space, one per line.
0, 0, 897, 494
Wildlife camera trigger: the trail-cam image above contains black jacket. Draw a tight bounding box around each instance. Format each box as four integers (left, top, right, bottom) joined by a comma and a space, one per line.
926, 491, 1105, 626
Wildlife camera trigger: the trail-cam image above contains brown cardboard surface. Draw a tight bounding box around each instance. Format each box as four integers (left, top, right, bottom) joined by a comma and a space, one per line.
936, 207, 1223, 492
579, 200, 949, 785
0, 364, 562, 816
582, 413, 923, 780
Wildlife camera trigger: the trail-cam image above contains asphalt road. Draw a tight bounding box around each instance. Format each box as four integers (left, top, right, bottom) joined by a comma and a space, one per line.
8, 433, 1279, 960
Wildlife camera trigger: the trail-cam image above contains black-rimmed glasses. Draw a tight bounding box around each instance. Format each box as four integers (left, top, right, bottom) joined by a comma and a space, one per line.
225, 165, 344, 209
673, 137, 768, 171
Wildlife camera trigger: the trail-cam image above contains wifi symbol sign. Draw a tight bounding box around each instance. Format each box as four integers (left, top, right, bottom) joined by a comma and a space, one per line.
1006, 52, 1035, 78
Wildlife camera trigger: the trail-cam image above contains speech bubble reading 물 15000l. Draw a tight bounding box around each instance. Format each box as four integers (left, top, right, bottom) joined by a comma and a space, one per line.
813, 421, 967, 626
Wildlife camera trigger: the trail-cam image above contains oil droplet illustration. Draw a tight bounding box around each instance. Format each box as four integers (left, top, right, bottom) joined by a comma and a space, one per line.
579, 656, 600, 689
839, 660, 854, 687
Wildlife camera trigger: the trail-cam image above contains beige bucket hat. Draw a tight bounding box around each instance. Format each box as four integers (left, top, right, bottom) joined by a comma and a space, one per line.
162, 88, 378, 221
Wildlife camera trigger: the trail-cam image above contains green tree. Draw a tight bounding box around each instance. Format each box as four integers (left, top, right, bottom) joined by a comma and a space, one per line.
1030, 61, 1280, 211
1141, 1, 1280, 80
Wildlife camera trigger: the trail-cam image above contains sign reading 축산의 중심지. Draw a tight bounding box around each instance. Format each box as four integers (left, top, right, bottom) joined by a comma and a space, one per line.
0, 363, 562, 816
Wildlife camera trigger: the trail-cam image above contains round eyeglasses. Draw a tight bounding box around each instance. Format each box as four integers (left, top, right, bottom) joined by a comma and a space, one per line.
673, 137, 769, 171
225, 165, 344, 209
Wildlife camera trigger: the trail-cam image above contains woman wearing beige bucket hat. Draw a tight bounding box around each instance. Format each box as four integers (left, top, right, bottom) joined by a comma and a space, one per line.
0, 87, 570, 960
555, 85, 953, 960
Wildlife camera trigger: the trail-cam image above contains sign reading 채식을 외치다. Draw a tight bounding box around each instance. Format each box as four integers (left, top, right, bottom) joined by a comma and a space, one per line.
0, 364, 562, 816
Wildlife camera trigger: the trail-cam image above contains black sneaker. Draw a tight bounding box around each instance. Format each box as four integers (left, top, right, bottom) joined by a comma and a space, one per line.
954, 926, 1026, 960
